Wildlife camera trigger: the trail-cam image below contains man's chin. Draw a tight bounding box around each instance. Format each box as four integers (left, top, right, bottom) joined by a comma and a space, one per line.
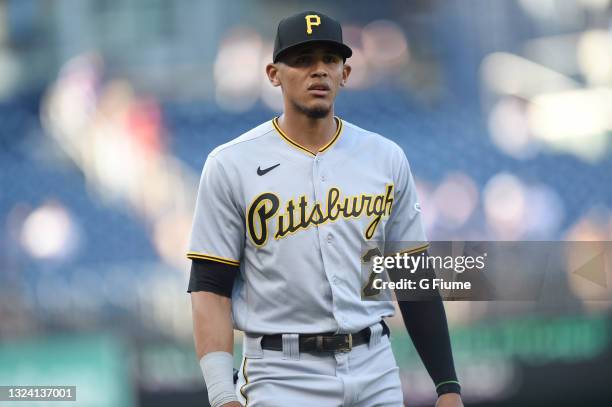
300, 103, 331, 119
305, 108, 329, 119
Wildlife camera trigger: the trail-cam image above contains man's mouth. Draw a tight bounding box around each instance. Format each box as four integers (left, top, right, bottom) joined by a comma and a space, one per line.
308, 84, 331, 96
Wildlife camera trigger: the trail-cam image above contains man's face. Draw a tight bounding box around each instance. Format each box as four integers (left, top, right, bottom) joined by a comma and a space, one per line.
267, 44, 351, 119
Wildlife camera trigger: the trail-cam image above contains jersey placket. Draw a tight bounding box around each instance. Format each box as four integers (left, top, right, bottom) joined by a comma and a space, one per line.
311, 152, 347, 332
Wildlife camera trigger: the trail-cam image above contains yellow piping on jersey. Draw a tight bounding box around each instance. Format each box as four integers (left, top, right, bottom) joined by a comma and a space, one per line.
272, 116, 343, 156
186, 252, 240, 266
319, 118, 343, 152
240, 358, 249, 406
396, 242, 430, 256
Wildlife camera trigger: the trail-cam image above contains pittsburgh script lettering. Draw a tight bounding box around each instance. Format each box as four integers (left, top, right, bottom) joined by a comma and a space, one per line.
247, 185, 395, 246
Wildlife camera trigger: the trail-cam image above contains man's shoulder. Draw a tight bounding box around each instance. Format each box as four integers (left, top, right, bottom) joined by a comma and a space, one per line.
208, 119, 275, 160
341, 119, 404, 156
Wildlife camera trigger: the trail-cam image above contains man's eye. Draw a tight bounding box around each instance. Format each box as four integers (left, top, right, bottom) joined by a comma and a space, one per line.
295, 56, 309, 64
324, 55, 337, 63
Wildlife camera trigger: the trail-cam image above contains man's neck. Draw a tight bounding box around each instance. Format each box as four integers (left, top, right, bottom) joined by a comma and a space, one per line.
277, 109, 337, 154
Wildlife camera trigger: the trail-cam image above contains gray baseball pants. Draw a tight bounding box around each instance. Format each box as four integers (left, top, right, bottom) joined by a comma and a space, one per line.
235, 322, 404, 406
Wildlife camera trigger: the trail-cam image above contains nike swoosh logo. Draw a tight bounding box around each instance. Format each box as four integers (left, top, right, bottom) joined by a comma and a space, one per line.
257, 163, 280, 176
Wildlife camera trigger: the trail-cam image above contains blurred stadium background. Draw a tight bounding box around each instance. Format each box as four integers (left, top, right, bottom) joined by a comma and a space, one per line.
0, 0, 611, 406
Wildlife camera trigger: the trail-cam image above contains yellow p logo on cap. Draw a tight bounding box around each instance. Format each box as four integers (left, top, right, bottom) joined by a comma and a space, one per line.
305, 15, 321, 35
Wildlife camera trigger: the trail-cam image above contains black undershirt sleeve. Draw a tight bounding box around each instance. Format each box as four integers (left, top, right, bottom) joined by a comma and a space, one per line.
392, 250, 461, 396
187, 259, 239, 297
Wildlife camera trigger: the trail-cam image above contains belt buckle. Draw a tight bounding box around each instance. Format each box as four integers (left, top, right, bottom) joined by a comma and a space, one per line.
337, 333, 353, 353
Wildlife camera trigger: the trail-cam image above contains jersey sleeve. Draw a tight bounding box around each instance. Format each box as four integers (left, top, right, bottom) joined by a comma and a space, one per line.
187, 154, 244, 266
384, 149, 428, 255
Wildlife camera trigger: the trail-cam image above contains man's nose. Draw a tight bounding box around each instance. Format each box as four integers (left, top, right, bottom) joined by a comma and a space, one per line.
310, 59, 328, 77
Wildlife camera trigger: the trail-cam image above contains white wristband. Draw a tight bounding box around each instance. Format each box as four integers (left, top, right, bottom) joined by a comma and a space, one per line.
200, 351, 238, 407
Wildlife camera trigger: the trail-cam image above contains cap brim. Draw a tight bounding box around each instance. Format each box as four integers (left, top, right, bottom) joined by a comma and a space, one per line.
274, 40, 353, 63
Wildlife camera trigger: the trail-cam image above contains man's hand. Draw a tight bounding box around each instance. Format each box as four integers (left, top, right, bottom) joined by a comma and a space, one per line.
435, 393, 464, 407
221, 402, 242, 407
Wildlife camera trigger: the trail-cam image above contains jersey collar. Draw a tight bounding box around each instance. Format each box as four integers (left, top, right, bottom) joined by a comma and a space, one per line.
272, 116, 343, 157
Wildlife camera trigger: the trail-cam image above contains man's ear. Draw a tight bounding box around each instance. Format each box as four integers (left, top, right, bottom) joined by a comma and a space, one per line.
266, 63, 281, 87
340, 63, 352, 87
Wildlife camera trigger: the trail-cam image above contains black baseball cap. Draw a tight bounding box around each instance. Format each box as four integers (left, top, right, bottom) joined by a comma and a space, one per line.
273, 11, 353, 63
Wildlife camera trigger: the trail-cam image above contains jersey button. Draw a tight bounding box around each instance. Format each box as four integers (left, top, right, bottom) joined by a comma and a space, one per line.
326, 233, 333, 244
321, 175, 326, 182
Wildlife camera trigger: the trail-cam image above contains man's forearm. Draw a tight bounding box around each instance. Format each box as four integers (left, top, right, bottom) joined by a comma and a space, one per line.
191, 291, 239, 407
191, 291, 235, 358
388, 250, 461, 396
397, 298, 460, 395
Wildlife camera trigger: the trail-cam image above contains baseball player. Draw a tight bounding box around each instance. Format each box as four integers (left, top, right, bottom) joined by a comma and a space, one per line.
188, 10, 463, 407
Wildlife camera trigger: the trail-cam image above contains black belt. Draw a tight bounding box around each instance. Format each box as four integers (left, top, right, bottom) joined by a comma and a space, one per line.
260, 321, 390, 353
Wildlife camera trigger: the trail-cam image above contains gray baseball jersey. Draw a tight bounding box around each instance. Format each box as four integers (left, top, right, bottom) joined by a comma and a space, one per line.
187, 117, 427, 335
